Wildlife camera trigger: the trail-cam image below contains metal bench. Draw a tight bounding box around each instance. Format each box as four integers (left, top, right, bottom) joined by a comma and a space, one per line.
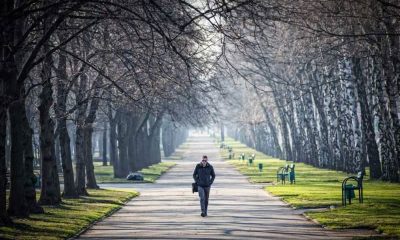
342, 171, 364, 206
277, 165, 289, 184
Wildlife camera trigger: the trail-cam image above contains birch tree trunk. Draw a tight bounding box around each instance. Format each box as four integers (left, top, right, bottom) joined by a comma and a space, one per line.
327, 80, 343, 170
302, 89, 319, 167
374, 57, 399, 182
382, 14, 400, 182
354, 57, 382, 178
294, 89, 307, 163
311, 71, 333, 168
287, 92, 300, 162
273, 90, 292, 161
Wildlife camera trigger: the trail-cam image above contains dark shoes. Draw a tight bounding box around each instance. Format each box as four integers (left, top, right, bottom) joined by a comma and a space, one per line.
201, 212, 207, 217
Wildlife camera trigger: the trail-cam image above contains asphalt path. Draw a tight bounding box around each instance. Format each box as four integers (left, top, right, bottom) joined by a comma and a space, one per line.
77, 134, 375, 239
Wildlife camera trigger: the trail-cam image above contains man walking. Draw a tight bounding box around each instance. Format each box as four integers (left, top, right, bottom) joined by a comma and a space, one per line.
193, 155, 216, 217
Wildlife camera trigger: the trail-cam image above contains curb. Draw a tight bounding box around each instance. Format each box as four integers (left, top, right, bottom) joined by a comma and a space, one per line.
68, 192, 139, 240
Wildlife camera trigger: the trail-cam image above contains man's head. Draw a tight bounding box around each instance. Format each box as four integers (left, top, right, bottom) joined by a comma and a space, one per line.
201, 155, 208, 166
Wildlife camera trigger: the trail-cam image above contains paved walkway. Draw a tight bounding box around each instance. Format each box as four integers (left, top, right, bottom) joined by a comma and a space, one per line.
78, 134, 374, 239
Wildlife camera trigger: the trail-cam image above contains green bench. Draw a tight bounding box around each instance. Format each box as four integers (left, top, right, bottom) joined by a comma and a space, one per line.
276, 164, 295, 184
342, 171, 364, 206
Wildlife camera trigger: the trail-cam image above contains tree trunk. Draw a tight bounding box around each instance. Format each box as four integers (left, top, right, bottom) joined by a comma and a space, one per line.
54, 136, 62, 172
383, 14, 400, 182
22, 111, 44, 213
220, 123, 225, 142
150, 121, 162, 165
5, 116, 11, 171
0, 97, 11, 225
8, 98, 30, 215
302, 90, 319, 167
354, 57, 382, 179
75, 123, 87, 195
133, 124, 146, 170
3, 2, 29, 215
83, 74, 102, 189
110, 115, 118, 169
259, 102, 282, 159
162, 120, 174, 157
117, 134, 129, 177
84, 127, 98, 188
102, 122, 108, 166
311, 71, 333, 168
116, 111, 130, 177
128, 111, 151, 171
55, 45, 77, 197
75, 72, 88, 196
128, 130, 138, 172
0, 0, 14, 223
273, 90, 292, 162
38, 53, 61, 205
287, 94, 300, 162
58, 119, 77, 197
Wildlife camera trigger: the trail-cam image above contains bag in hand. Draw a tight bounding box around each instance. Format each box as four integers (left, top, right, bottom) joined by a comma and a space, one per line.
192, 182, 198, 193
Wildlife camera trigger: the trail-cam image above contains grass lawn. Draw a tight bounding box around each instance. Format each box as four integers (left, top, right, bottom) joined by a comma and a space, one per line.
0, 189, 138, 240
94, 161, 176, 183
221, 138, 400, 238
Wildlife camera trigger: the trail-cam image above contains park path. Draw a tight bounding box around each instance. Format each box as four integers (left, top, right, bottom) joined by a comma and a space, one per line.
78, 134, 374, 239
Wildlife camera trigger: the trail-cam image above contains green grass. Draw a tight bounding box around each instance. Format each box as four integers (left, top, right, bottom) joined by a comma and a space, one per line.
94, 162, 176, 183
222, 138, 400, 238
0, 189, 138, 240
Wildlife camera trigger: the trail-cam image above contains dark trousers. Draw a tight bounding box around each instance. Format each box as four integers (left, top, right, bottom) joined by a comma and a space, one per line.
198, 186, 210, 214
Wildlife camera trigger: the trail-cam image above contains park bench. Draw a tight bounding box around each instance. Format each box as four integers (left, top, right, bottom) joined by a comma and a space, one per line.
276, 165, 289, 184
276, 164, 295, 184
342, 171, 364, 206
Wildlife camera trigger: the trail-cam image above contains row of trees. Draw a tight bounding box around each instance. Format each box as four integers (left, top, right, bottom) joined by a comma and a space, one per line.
0, 0, 237, 225
223, 0, 400, 182
3, 0, 399, 229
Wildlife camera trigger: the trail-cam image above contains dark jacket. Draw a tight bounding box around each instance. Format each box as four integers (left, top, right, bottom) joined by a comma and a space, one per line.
193, 162, 215, 187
